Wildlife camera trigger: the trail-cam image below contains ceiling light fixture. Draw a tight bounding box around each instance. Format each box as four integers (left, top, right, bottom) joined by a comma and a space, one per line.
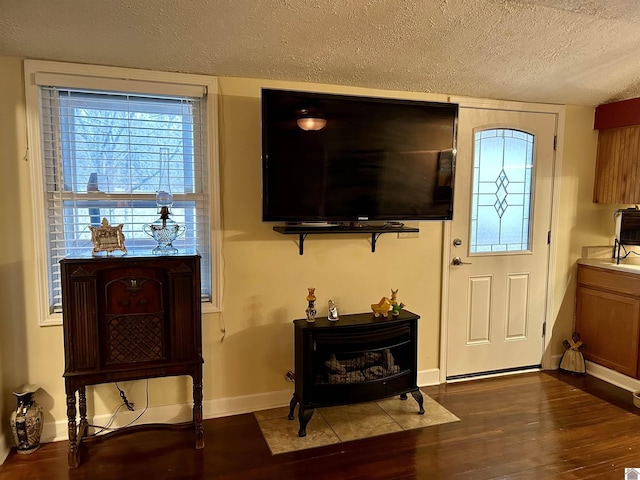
296, 109, 327, 131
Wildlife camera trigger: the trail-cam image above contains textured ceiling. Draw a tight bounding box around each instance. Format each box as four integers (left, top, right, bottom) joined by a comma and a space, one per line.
2, 0, 640, 106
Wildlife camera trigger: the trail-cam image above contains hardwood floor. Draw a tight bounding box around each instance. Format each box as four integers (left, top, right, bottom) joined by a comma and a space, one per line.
2, 371, 639, 479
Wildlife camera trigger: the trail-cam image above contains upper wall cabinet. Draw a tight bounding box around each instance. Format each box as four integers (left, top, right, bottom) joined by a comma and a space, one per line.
594, 126, 640, 204
594, 98, 640, 204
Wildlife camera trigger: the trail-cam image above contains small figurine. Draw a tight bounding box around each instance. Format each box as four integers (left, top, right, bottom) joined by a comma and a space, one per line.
305, 288, 317, 323
389, 289, 404, 316
390, 289, 398, 307
328, 299, 339, 321
559, 332, 586, 374
391, 302, 405, 316
371, 297, 392, 317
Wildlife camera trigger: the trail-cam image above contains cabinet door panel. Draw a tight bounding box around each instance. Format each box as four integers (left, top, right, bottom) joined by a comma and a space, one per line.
576, 286, 640, 377
594, 126, 640, 204
99, 267, 169, 366
67, 278, 99, 370
170, 270, 198, 360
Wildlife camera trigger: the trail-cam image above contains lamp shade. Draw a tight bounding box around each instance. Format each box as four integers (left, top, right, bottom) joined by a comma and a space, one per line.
156, 147, 173, 208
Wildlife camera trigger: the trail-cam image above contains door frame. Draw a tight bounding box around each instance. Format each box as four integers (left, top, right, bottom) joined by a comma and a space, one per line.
439, 96, 566, 384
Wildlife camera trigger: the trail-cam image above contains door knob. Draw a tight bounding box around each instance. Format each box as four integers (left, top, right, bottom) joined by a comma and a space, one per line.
451, 256, 472, 265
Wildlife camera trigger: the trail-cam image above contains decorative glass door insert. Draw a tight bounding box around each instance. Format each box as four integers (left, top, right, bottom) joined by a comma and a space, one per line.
470, 129, 534, 253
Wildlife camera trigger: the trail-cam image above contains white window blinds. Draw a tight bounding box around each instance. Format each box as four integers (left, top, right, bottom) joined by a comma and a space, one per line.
38, 86, 211, 311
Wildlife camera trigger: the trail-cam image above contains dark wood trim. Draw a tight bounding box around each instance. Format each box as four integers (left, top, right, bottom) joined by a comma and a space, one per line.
595, 97, 640, 130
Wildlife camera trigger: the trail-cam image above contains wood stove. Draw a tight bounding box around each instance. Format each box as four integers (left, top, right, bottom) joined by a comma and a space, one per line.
288, 310, 424, 436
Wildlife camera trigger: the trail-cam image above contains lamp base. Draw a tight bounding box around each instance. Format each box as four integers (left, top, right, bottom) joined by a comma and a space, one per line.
152, 244, 178, 255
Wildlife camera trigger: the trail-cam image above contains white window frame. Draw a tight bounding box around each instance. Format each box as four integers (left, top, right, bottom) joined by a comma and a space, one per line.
24, 60, 222, 326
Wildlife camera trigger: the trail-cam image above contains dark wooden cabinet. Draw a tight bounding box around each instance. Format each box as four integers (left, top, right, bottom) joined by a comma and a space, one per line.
60, 253, 204, 468
288, 310, 424, 437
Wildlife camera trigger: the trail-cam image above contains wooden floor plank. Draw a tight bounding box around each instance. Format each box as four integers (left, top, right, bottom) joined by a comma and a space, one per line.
1, 371, 639, 479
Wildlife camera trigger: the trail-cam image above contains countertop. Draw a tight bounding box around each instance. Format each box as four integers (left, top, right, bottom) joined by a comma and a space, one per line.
578, 257, 640, 274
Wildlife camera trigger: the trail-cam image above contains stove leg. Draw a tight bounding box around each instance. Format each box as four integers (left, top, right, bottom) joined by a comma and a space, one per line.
288, 394, 298, 420
411, 389, 425, 414
298, 406, 314, 437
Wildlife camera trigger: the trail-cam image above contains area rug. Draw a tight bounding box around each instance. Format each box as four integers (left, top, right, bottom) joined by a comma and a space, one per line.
254, 391, 460, 455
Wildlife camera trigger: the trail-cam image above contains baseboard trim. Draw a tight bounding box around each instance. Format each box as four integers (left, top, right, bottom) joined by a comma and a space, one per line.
585, 361, 640, 393
417, 368, 440, 387
39, 368, 441, 445
0, 435, 9, 465
42, 387, 296, 444
550, 354, 562, 370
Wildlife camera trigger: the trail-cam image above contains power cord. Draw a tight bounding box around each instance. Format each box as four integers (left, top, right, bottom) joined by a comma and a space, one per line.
621, 244, 640, 260
87, 380, 150, 437
116, 383, 135, 411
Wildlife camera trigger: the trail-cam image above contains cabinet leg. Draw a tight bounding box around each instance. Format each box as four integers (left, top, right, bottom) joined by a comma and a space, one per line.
288, 394, 298, 420
298, 406, 314, 437
66, 392, 79, 468
78, 387, 88, 432
400, 393, 408, 400
193, 373, 204, 449
411, 389, 425, 415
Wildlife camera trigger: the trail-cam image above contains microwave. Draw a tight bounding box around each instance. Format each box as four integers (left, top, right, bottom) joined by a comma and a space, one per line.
615, 208, 640, 245
613, 208, 640, 263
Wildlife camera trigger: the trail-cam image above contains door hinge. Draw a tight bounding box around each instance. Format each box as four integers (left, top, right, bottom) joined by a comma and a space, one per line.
547, 231, 551, 244
542, 322, 546, 337
553, 135, 557, 150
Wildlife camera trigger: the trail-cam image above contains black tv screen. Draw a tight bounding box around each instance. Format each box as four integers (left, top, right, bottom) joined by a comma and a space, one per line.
261, 89, 458, 223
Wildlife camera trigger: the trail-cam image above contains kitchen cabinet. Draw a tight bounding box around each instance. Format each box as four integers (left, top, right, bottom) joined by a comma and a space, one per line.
575, 263, 640, 377
593, 125, 640, 204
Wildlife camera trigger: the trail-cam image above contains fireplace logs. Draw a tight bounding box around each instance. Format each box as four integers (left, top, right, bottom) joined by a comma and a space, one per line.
324, 350, 401, 384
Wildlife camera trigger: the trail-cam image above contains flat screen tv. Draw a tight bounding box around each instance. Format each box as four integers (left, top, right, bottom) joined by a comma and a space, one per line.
261, 89, 458, 223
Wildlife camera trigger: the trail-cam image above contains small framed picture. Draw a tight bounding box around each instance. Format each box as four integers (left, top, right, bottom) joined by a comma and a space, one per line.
89, 218, 127, 255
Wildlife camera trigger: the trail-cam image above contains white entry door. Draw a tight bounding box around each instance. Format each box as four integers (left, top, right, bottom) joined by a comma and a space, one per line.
445, 106, 556, 380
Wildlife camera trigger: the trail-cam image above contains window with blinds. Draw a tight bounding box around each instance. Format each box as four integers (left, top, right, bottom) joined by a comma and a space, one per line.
38, 87, 211, 312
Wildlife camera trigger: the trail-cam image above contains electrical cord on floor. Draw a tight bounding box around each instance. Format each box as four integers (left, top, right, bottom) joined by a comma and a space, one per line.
87, 403, 127, 437
86, 380, 150, 437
